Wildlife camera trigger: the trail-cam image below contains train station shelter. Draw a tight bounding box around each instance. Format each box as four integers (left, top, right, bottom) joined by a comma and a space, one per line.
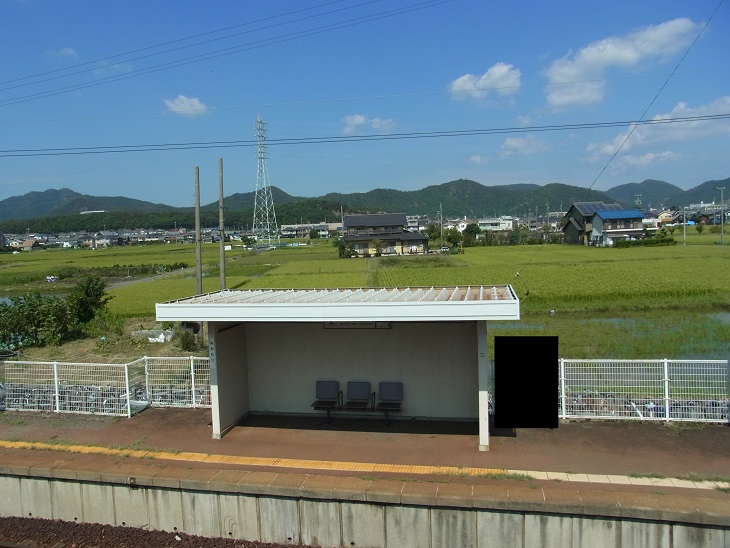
156, 286, 520, 451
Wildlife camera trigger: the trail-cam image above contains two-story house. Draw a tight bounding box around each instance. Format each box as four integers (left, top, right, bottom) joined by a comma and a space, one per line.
590, 209, 646, 246
343, 213, 428, 256
562, 202, 624, 245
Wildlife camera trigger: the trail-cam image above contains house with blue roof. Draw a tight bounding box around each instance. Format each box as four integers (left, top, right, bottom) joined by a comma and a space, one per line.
562, 202, 624, 245
591, 209, 647, 246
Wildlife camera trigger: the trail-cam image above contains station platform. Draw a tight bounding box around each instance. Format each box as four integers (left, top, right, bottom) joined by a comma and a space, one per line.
0, 408, 729, 526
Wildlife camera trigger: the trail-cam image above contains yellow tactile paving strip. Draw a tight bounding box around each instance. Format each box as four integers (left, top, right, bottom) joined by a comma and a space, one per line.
0, 440, 507, 477
0, 440, 727, 490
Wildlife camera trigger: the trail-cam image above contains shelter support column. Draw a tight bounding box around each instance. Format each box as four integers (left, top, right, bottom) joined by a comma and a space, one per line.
476, 320, 490, 451
209, 325, 222, 438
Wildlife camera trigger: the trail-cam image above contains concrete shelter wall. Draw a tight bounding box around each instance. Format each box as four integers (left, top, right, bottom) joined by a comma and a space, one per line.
242, 321, 478, 418
210, 321, 250, 436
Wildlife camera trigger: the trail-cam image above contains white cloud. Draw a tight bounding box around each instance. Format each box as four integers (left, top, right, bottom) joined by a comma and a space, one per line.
515, 114, 535, 127
469, 155, 489, 165
545, 18, 702, 109
47, 47, 78, 58
163, 95, 209, 117
449, 62, 521, 102
618, 151, 676, 169
586, 96, 730, 161
499, 135, 548, 158
341, 114, 395, 135
93, 60, 133, 76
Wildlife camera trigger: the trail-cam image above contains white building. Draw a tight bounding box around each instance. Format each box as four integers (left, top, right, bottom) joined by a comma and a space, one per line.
478, 217, 515, 232
156, 285, 521, 452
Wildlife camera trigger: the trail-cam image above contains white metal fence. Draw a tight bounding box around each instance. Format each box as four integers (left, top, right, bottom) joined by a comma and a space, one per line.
559, 359, 729, 422
1, 357, 727, 423
0, 357, 211, 417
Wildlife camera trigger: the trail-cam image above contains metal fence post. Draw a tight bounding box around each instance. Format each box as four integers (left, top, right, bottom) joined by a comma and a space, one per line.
124, 362, 132, 418
190, 356, 197, 408
663, 358, 671, 420
144, 356, 150, 406
559, 358, 566, 419
53, 362, 60, 413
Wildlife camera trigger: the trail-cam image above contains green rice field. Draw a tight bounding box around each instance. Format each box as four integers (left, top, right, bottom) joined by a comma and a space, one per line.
1, 234, 728, 359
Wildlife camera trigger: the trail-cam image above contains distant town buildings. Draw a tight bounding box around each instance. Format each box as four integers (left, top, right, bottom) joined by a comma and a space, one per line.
1, 198, 725, 251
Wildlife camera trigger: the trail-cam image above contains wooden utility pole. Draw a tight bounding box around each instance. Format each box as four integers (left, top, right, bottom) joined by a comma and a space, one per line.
218, 158, 226, 290
195, 166, 203, 295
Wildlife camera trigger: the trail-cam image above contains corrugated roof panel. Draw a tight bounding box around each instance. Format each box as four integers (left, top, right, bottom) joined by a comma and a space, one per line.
401, 288, 426, 301
156, 285, 521, 323
161, 286, 520, 306
370, 288, 392, 302
388, 288, 410, 301
387, 289, 404, 302
435, 287, 451, 301
245, 290, 280, 303
363, 288, 381, 301
464, 287, 478, 301
448, 287, 463, 301
288, 290, 325, 303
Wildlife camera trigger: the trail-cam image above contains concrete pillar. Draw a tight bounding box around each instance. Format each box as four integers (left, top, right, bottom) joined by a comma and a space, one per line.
476, 320, 490, 450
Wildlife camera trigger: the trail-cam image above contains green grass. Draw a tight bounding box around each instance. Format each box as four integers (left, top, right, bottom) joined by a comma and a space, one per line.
3, 238, 729, 359
487, 309, 730, 359
676, 473, 730, 484
478, 472, 533, 481
0, 245, 203, 288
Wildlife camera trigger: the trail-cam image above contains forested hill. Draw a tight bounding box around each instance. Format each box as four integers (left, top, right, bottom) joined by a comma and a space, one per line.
0, 188, 175, 221
0, 176, 726, 232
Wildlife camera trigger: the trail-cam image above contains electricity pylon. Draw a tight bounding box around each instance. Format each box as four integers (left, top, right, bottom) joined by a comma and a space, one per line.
252, 114, 278, 246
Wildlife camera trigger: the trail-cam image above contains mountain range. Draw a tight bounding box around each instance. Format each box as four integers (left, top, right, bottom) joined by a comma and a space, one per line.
0, 177, 727, 225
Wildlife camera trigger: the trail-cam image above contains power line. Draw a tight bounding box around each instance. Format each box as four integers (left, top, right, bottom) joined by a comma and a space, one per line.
1, 113, 727, 158
0, 0, 452, 107
0, 0, 358, 89
585, 0, 725, 191
3, 64, 727, 127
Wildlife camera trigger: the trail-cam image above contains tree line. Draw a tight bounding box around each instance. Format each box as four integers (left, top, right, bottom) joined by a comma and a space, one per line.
0, 199, 351, 234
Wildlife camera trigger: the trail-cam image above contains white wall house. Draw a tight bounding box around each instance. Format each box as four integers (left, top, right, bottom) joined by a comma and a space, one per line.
478, 217, 514, 232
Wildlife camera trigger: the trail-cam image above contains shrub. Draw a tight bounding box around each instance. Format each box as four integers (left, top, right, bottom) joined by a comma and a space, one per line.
614, 236, 677, 248
175, 330, 206, 352
85, 309, 125, 337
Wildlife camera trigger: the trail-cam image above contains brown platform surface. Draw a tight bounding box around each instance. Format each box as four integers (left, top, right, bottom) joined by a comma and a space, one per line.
1, 408, 729, 524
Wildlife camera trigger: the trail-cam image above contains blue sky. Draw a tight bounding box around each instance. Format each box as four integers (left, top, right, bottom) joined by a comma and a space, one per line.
1, 0, 728, 207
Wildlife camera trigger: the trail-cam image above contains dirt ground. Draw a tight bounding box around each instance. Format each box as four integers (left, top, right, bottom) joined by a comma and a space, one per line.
0, 408, 729, 481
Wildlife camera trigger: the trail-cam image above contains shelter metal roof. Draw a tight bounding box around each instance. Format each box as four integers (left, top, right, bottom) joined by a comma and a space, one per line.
156, 286, 520, 323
